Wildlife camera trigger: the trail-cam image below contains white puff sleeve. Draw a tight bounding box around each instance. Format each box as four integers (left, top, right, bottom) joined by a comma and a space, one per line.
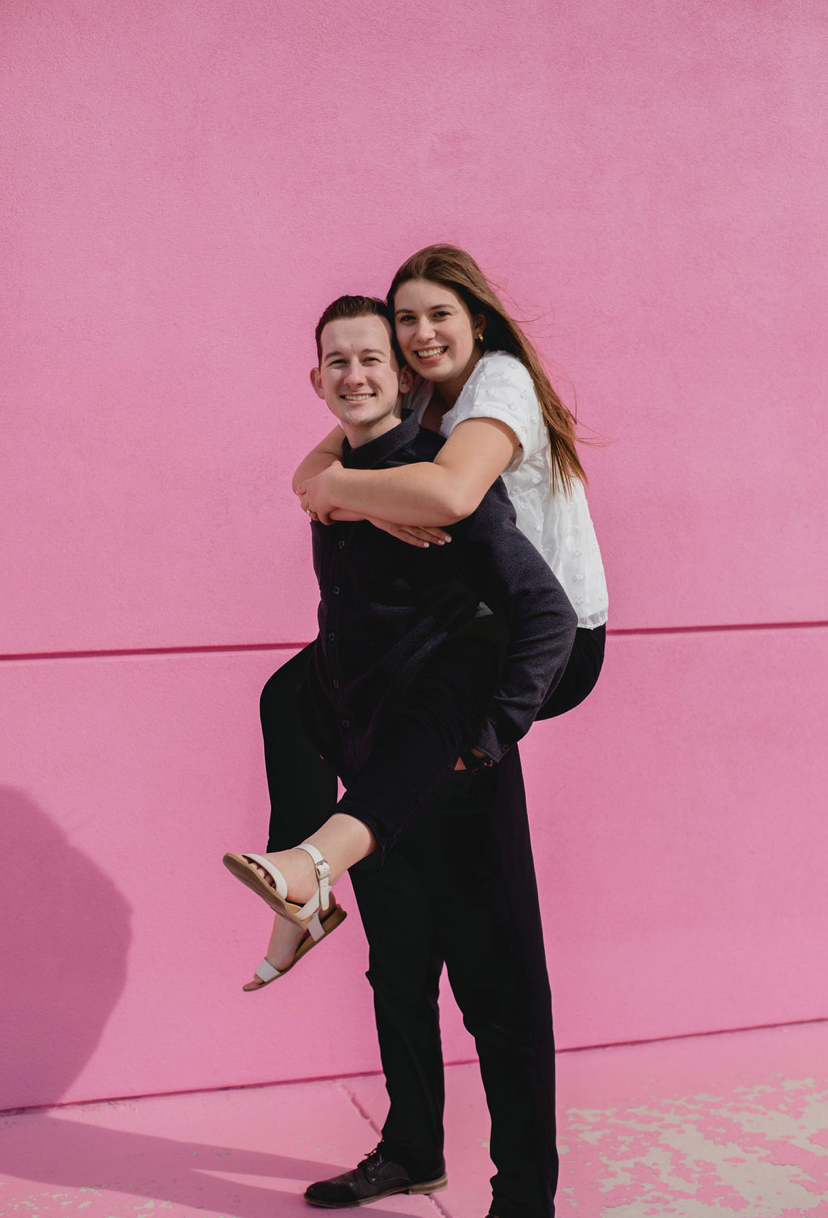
440, 352, 542, 462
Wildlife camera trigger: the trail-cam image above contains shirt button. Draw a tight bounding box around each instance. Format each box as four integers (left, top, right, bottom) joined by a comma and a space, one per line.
342, 719, 350, 728
328, 631, 335, 641
332, 679, 340, 689
338, 540, 346, 550
332, 585, 341, 595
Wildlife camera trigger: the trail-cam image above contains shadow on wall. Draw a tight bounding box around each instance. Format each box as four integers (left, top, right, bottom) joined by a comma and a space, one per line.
0, 788, 132, 1111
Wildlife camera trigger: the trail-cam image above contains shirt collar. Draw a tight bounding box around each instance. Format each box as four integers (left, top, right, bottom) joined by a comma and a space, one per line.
342, 413, 421, 470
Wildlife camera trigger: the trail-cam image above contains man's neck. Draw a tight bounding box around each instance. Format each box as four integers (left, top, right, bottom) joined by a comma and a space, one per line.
341, 412, 401, 450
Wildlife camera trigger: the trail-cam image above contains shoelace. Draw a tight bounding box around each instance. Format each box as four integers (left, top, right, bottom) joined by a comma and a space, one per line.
359, 1146, 385, 1171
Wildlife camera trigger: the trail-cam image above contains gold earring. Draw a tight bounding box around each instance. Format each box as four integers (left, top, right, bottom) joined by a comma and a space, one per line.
477, 332, 484, 342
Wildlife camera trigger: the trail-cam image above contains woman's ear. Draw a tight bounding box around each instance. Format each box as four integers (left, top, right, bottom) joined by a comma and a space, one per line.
474, 314, 486, 342
399, 365, 414, 393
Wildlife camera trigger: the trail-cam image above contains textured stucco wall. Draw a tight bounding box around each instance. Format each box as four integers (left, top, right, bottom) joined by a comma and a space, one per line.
2, 0, 827, 1110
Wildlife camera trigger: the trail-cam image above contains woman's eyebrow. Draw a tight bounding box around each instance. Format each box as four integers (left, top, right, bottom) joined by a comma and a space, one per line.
394, 303, 455, 315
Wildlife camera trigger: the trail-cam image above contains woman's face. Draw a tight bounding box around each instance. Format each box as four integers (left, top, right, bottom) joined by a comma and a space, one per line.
393, 278, 484, 404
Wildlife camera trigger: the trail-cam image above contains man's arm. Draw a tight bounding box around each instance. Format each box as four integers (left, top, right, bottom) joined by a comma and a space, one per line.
446, 484, 578, 763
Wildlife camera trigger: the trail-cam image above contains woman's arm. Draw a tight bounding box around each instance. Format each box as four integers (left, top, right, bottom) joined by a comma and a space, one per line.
291, 425, 345, 495
299, 417, 519, 526
293, 424, 453, 547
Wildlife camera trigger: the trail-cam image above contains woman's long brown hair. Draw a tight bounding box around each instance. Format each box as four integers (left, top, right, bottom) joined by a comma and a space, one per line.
388, 244, 587, 490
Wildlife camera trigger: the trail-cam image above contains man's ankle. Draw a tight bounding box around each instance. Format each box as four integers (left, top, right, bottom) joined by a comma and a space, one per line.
377, 1139, 444, 1181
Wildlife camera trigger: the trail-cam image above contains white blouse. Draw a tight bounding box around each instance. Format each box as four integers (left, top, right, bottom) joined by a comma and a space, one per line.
408, 351, 608, 629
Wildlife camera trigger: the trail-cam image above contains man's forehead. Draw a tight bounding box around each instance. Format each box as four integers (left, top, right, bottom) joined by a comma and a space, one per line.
320, 313, 394, 358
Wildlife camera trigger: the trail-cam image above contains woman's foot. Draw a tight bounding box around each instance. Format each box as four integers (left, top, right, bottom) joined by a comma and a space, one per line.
225, 819, 378, 990
243, 913, 307, 991
246, 846, 321, 904
233, 847, 339, 992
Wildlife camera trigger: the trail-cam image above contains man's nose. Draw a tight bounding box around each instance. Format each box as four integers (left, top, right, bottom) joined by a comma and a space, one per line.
343, 359, 366, 386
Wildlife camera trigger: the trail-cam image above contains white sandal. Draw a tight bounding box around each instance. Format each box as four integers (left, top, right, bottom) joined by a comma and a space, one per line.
223, 843, 347, 988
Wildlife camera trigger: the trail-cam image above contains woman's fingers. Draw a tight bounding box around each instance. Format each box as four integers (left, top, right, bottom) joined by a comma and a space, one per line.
394, 524, 452, 547
418, 526, 453, 544
367, 519, 453, 548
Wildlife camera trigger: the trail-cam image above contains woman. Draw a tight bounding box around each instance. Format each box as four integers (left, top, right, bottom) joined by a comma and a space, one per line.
298, 244, 608, 714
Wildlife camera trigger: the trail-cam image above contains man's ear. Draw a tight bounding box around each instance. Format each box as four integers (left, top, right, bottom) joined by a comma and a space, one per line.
310, 367, 325, 399
399, 364, 414, 394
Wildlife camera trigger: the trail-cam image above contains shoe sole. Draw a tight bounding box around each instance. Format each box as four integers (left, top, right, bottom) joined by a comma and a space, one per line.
305, 1173, 448, 1207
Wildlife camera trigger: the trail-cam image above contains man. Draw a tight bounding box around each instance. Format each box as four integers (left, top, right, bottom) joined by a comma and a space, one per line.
261, 296, 576, 1218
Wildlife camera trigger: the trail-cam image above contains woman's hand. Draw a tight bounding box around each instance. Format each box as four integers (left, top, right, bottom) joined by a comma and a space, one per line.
366, 518, 452, 549
298, 464, 451, 545
297, 461, 344, 524
454, 747, 487, 771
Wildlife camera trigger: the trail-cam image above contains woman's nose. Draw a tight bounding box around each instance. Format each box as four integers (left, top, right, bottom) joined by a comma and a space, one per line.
414, 317, 435, 342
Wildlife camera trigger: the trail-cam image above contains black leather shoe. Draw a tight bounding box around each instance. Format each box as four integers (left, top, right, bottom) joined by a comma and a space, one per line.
304, 1143, 447, 1208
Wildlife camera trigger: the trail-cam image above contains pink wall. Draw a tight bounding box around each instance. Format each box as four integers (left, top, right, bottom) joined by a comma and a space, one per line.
2, 0, 827, 1110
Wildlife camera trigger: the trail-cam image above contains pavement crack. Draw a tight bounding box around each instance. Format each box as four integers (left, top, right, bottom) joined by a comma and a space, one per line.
335, 1081, 382, 1136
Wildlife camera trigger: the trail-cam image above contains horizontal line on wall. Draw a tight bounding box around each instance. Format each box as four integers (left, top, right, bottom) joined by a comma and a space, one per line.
1, 619, 826, 664
4, 1014, 827, 1117
609, 619, 828, 636
0, 641, 304, 663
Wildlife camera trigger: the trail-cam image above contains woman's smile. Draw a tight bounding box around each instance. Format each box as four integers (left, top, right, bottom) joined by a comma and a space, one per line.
414, 344, 449, 364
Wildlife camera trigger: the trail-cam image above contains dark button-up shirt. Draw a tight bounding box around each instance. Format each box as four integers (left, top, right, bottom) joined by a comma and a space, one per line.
299, 413, 577, 783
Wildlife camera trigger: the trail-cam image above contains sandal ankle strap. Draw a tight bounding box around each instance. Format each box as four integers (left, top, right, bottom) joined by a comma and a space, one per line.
295, 842, 332, 912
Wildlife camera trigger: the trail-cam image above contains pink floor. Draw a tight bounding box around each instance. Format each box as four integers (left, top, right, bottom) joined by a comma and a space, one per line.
3, 1021, 828, 1218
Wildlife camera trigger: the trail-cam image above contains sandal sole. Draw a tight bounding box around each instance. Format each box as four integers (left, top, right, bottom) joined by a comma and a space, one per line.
222, 852, 304, 921
246, 904, 348, 992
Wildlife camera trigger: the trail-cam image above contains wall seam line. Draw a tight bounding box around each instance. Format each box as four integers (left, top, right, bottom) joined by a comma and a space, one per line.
4, 1016, 827, 1118
2, 619, 826, 665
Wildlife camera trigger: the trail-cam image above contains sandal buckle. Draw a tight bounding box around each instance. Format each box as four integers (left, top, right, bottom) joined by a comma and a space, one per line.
314, 859, 331, 882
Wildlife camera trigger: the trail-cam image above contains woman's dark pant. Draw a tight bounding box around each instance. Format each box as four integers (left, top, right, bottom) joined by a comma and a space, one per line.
262, 634, 501, 856
259, 625, 606, 1217
261, 625, 605, 851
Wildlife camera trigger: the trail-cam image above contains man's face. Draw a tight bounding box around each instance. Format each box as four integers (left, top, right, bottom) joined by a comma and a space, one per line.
311, 313, 410, 435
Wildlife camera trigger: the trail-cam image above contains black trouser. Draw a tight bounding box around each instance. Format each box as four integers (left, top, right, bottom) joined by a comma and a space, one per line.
260, 626, 606, 1218
351, 747, 557, 1218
